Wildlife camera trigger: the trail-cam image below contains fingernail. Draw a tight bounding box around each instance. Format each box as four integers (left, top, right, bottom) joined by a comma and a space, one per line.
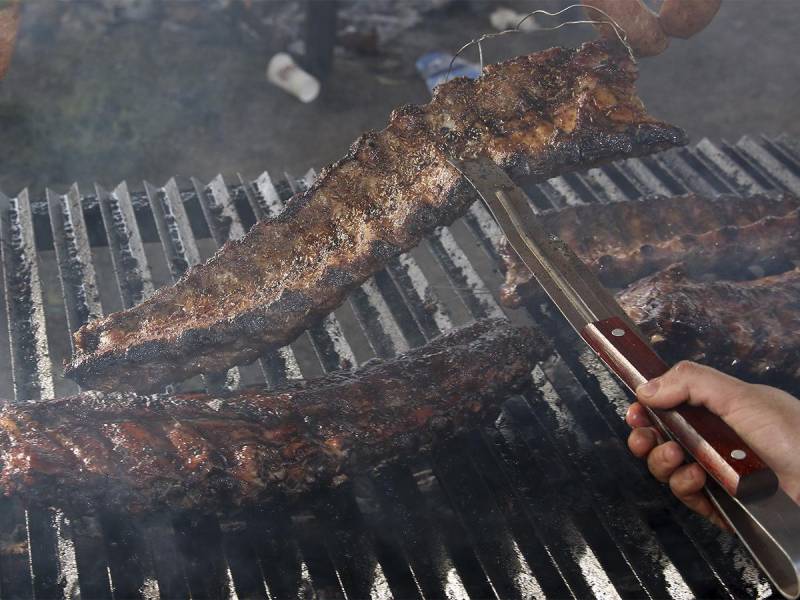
668, 444, 681, 461
625, 405, 634, 421
637, 378, 660, 399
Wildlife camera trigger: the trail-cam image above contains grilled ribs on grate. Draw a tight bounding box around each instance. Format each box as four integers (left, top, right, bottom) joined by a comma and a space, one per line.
498, 192, 800, 297
498, 194, 800, 382
620, 265, 800, 380
65, 39, 685, 393
1, 319, 547, 512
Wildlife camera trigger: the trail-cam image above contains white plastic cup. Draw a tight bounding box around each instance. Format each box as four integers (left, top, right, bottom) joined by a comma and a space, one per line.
489, 8, 539, 32
267, 52, 321, 104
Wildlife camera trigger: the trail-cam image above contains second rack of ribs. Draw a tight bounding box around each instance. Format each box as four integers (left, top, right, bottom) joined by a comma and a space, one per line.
498, 193, 800, 383
2, 320, 547, 513
66, 40, 684, 393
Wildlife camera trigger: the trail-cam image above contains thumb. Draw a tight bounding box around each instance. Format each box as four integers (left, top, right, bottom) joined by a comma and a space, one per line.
635, 361, 749, 420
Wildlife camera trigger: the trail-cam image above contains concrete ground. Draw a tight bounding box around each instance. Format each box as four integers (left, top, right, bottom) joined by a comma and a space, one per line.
0, 0, 798, 194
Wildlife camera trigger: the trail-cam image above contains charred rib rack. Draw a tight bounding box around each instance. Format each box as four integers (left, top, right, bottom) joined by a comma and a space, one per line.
0, 320, 545, 512
620, 265, 800, 381
498, 194, 800, 383
498, 192, 800, 299
65, 40, 685, 393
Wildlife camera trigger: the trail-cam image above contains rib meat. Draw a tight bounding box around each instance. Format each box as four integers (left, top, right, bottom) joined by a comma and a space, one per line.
497, 194, 800, 382
499, 193, 800, 306
65, 40, 684, 393
618, 265, 800, 384
2, 320, 547, 512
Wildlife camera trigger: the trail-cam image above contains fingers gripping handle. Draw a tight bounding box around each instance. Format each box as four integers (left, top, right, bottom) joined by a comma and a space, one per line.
581, 316, 779, 500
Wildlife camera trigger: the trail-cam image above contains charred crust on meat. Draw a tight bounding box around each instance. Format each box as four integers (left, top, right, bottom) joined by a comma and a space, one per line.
66, 40, 686, 393
501, 193, 799, 297
6, 321, 550, 513
317, 267, 356, 289
621, 265, 800, 385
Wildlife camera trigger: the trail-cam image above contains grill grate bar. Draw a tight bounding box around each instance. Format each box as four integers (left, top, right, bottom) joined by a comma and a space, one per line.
0, 189, 54, 401
759, 136, 800, 178
381, 255, 451, 342
372, 465, 471, 599
309, 488, 390, 600
96, 512, 161, 600
580, 167, 626, 203
425, 227, 505, 321
737, 135, 800, 193
240, 507, 319, 599
95, 182, 155, 308
775, 134, 800, 165
547, 175, 586, 207
0, 499, 34, 598
594, 163, 646, 200
46, 184, 102, 347
685, 147, 740, 194
536, 180, 566, 209
218, 524, 272, 599
640, 156, 690, 196
67, 514, 117, 599
144, 180, 200, 280
656, 149, 724, 196
693, 139, 767, 195
617, 158, 672, 196
193, 175, 246, 246
560, 173, 601, 205
431, 440, 552, 599
171, 513, 236, 599
719, 140, 781, 191
24, 507, 75, 599
142, 516, 193, 598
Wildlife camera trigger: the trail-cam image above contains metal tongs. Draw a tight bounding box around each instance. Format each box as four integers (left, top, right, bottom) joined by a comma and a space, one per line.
451, 155, 800, 599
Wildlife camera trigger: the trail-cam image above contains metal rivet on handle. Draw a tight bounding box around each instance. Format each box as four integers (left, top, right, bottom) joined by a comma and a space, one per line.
731, 449, 747, 460
611, 328, 625, 337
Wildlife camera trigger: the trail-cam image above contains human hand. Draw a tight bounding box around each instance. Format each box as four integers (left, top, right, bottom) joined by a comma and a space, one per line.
626, 361, 800, 529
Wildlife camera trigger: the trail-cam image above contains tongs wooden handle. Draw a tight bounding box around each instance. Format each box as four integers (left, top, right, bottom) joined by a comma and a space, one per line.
582, 315, 776, 500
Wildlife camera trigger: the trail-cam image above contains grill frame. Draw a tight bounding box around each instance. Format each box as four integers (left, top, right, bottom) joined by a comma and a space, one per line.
0, 135, 798, 599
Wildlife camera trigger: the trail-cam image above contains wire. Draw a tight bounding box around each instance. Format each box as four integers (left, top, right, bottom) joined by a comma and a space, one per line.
444, 4, 634, 84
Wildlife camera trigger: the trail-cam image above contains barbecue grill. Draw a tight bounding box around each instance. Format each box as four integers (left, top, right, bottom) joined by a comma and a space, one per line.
0, 134, 798, 599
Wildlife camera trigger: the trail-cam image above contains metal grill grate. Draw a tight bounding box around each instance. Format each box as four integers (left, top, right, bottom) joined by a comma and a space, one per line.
0, 135, 798, 599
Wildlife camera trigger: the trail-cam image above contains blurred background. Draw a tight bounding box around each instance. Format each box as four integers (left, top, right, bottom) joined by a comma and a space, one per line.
0, 0, 798, 194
